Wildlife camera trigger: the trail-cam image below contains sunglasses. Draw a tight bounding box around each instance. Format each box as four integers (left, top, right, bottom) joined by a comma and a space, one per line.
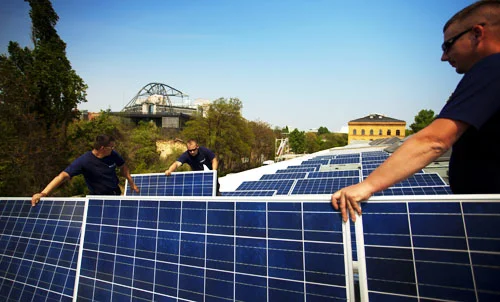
187, 147, 198, 153
441, 23, 484, 53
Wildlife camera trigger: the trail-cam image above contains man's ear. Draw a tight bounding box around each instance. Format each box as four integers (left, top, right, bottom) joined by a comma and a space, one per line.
473, 24, 485, 41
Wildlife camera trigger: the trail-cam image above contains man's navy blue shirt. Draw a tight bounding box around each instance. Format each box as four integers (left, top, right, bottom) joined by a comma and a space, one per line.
177, 146, 215, 171
64, 150, 125, 194
438, 53, 500, 193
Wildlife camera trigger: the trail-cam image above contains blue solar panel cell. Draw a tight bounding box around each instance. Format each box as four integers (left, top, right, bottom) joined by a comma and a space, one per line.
307, 170, 360, 178
291, 177, 359, 195
125, 171, 217, 196
0, 198, 85, 302
260, 172, 307, 180
374, 185, 452, 196
301, 159, 330, 166
221, 190, 276, 196
330, 157, 360, 165
276, 166, 318, 173
392, 173, 446, 187
236, 179, 295, 195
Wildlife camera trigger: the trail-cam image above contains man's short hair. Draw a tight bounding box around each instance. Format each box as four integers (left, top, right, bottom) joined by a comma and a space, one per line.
186, 139, 198, 145
444, 0, 500, 32
94, 135, 115, 149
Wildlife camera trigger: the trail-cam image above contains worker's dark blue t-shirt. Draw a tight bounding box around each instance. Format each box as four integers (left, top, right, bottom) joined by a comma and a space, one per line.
64, 150, 124, 195
177, 146, 215, 171
438, 53, 500, 193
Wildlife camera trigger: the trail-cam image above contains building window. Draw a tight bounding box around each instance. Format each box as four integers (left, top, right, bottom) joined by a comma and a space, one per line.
379, 129, 382, 135
387, 129, 391, 135
370, 129, 374, 135
361, 129, 365, 135
353, 129, 357, 135
396, 130, 401, 136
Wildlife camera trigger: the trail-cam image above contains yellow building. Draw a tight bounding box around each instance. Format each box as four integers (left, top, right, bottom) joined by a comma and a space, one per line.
348, 113, 406, 144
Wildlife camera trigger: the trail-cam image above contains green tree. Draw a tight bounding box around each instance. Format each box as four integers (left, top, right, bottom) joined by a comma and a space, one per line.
305, 132, 321, 153
317, 126, 330, 135
182, 98, 254, 175
248, 120, 276, 166
29, 0, 87, 131
409, 109, 436, 133
0, 0, 87, 196
127, 121, 167, 173
289, 128, 306, 154
320, 133, 348, 149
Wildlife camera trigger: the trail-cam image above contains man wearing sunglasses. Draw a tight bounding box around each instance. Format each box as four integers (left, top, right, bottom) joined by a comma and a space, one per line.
331, 0, 500, 222
165, 138, 219, 173
31, 135, 139, 206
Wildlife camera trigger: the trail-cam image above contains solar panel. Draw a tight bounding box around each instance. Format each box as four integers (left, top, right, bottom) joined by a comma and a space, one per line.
330, 157, 360, 165
301, 159, 330, 166
361, 163, 385, 170
260, 172, 307, 180
361, 159, 387, 165
362, 169, 425, 179
75, 196, 355, 301
374, 185, 452, 196
221, 190, 277, 196
335, 153, 361, 158
0, 197, 85, 302
307, 170, 360, 179
125, 171, 217, 196
276, 166, 319, 173
354, 198, 500, 301
236, 179, 295, 195
291, 177, 359, 195
392, 173, 446, 187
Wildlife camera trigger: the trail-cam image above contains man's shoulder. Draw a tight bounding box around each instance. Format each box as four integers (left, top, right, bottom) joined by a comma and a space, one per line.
472, 53, 500, 72
199, 146, 215, 153
73, 151, 94, 162
177, 151, 190, 162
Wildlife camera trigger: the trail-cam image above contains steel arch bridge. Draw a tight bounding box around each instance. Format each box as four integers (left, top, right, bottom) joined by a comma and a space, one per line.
121, 82, 189, 113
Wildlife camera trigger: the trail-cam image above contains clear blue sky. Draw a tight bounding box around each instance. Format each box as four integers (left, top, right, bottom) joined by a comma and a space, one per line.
1, 0, 474, 132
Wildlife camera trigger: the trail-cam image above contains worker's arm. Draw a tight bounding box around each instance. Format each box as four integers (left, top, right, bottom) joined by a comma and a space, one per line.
331, 118, 469, 222
165, 161, 182, 176
120, 164, 139, 193
31, 171, 71, 206
212, 157, 218, 171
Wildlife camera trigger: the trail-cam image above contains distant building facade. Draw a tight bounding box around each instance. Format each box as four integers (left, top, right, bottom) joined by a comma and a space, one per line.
348, 113, 406, 144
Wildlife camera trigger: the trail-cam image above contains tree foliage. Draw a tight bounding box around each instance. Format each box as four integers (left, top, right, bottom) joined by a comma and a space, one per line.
320, 133, 348, 149
289, 128, 306, 154
182, 98, 255, 175
317, 126, 330, 135
409, 109, 436, 134
248, 120, 276, 166
0, 0, 87, 196
305, 132, 321, 153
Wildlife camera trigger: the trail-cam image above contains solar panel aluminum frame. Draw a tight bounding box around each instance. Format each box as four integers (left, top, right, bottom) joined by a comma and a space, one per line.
353, 194, 500, 301
73, 198, 89, 302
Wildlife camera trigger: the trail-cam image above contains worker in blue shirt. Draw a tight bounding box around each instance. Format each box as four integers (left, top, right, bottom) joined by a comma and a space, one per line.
31, 135, 139, 206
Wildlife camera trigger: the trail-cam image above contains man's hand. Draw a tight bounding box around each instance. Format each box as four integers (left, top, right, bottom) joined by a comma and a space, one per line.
31, 193, 47, 207
130, 183, 140, 193
331, 183, 373, 222
165, 170, 172, 176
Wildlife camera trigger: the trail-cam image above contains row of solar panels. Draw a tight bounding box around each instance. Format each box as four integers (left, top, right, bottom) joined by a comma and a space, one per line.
223, 150, 449, 196
2, 196, 499, 301
120, 162, 449, 198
